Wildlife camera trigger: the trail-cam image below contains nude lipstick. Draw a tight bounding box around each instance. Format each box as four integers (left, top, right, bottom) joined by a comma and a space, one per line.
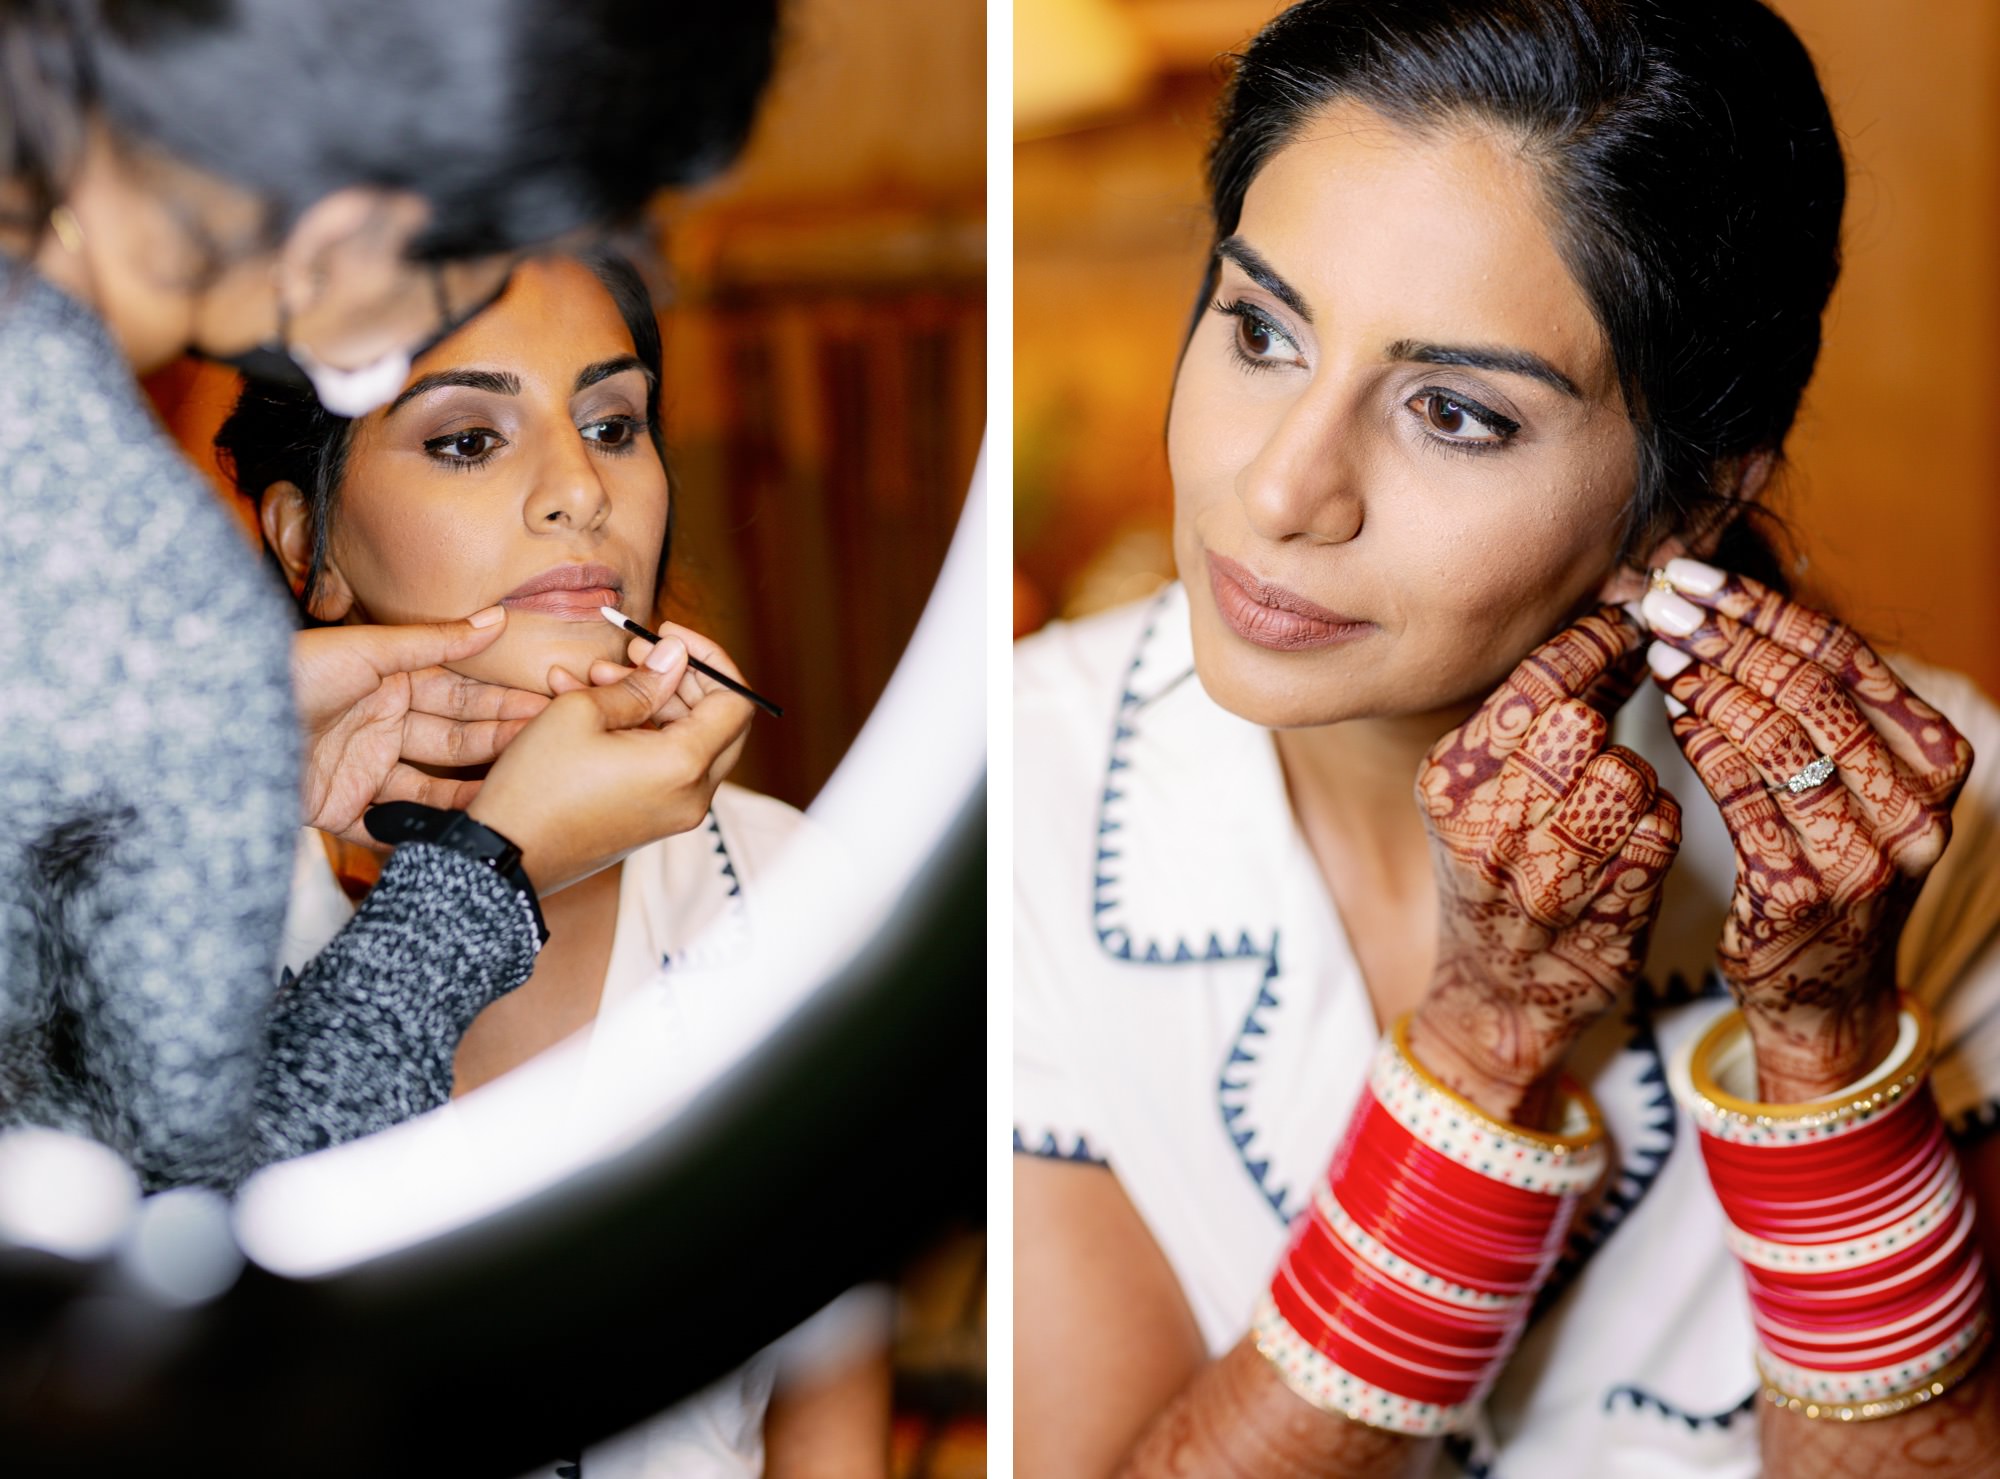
1206, 552, 1373, 652
499, 563, 624, 620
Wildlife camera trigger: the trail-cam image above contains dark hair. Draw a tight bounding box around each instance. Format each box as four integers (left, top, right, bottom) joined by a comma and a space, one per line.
2, 0, 777, 259
214, 251, 674, 618
1200, 0, 1845, 585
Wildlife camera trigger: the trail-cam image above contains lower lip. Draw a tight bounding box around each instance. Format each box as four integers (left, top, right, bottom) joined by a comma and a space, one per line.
1206, 556, 1372, 652
500, 587, 622, 620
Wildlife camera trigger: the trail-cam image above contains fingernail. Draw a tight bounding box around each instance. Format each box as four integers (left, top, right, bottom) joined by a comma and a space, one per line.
1664, 557, 1725, 596
1647, 641, 1693, 679
644, 636, 686, 674
1620, 599, 1647, 629
1641, 588, 1702, 637
1664, 695, 1689, 718
468, 605, 506, 628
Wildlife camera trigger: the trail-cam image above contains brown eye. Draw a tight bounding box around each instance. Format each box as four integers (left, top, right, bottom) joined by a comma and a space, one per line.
1409, 391, 1511, 444
423, 428, 505, 465
581, 416, 647, 452
1238, 317, 1274, 357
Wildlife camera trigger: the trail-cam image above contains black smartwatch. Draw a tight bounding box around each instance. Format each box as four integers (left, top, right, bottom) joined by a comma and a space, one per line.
364, 802, 550, 947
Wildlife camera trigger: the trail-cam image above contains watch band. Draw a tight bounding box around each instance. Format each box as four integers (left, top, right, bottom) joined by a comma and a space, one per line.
364, 802, 550, 947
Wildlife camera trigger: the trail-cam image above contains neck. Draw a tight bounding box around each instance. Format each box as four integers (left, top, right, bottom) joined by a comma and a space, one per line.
540, 857, 623, 933
1273, 702, 1477, 893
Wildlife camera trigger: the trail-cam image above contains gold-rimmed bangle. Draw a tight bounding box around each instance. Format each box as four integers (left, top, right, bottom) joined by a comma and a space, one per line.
1391, 1015, 1606, 1156
1685, 996, 1933, 1144
1759, 1323, 1993, 1423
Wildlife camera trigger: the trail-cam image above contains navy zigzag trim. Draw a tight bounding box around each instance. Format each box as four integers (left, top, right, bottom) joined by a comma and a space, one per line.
1088, 592, 1291, 1222
1532, 987, 1676, 1321
1013, 1127, 1109, 1167
706, 813, 741, 899
1949, 1097, 2000, 1147
1602, 1383, 1758, 1431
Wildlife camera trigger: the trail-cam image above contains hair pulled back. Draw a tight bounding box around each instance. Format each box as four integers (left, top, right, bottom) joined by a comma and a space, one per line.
2, 0, 778, 259
214, 251, 673, 617
1205, 0, 1845, 582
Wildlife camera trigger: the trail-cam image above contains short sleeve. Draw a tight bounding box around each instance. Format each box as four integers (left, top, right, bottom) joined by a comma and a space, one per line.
1012, 617, 1127, 1171
1014, 871, 1109, 1167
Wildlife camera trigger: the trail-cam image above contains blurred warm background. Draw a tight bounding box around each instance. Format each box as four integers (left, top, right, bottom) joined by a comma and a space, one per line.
1014, 0, 2000, 699
149, 0, 985, 1473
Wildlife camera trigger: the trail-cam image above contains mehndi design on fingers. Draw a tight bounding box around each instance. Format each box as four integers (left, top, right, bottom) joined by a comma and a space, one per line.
1412, 610, 1678, 1105
1668, 710, 1908, 1095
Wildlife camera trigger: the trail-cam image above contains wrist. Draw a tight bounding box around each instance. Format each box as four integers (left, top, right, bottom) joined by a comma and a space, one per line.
1741, 990, 1902, 1104
367, 802, 548, 948
1405, 999, 1560, 1130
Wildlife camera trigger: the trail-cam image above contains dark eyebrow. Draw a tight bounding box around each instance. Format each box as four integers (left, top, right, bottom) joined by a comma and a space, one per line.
573, 355, 652, 395
386, 368, 521, 417
1215, 236, 1312, 323
1387, 338, 1582, 399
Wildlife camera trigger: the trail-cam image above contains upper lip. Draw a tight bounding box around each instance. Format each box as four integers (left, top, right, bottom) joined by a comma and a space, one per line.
1207, 552, 1362, 625
500, 563, 625, 602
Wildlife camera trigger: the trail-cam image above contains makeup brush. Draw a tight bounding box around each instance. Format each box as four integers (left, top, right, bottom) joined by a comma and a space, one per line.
598, 607, 784, 718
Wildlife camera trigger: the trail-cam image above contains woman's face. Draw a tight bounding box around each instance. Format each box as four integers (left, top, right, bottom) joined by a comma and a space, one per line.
308, 256, 666, 694
1169, 101, 1642, 731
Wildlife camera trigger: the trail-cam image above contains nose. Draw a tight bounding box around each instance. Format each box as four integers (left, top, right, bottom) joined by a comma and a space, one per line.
1236, 385, 1365, 547
522, 427, 611, 534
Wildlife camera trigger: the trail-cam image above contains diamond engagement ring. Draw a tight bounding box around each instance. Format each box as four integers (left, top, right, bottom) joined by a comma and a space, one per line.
1783, 755, 1837, 794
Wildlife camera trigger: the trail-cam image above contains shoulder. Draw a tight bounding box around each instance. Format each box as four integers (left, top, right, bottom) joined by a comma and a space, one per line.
709, 782, 806, 855
1883, 659, 2000, 1119
1017, 594, 1171, 806
1015, 595, 1164, 711
623, 783, 808, 914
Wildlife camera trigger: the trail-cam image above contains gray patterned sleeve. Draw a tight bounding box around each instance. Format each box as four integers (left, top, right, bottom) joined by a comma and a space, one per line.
0, 265, 536, 1190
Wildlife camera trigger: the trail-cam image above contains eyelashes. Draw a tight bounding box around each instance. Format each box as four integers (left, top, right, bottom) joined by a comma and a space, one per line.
422, 428, 505, 470
420, 415, 652, 472
1405, 390, 1519, 453
1207, 297, 1522, 455
1210, 297, 1300, 373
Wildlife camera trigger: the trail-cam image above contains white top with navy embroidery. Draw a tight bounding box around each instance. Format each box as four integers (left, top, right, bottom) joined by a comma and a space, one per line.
1014, 583, 2000, 1479
282, 781, 807, 1479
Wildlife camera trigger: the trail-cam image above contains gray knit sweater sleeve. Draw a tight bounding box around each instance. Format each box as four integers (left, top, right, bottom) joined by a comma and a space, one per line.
0, 264, 537, 1190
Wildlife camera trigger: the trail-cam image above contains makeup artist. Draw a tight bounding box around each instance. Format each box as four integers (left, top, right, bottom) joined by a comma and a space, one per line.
1015, 2, 2000, 1475
0, 0, 773, 1191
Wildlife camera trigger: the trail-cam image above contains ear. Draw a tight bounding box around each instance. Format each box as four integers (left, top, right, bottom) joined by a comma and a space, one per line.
1595, 449, 1778, 605
273, 187, 431, 320
258, 479, 355, 621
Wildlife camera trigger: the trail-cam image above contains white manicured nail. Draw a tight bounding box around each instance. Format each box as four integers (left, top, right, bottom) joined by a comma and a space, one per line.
1665, 557, 1725, 596
1641, 588, 1702, 637
644, 637, 686, 673
1664, 695, 1689, 718
1647, 641, 1693, 679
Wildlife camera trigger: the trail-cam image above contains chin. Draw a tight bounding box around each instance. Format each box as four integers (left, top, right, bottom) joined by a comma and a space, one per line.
446, 625, 629, 696
1187, 625, 1358, 730
1189, 620, 1501, 733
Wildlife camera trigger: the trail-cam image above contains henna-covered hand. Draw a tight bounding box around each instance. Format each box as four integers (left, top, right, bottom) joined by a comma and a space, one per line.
1643, 559, 1974, 1101
1409, 607, 1683, 1124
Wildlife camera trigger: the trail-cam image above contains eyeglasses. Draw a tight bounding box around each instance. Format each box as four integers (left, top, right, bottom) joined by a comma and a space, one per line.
410, 258, 521, 361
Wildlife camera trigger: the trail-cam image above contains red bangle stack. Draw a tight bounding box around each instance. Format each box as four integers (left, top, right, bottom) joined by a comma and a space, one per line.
1682, 1000, 1994, 1422
1254, 1018, 1606, 1435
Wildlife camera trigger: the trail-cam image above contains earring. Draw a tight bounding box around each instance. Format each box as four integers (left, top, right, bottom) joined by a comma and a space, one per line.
48, 205, 84, 254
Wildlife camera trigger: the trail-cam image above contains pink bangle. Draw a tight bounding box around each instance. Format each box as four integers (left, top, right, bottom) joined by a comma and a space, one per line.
1676, 998, 1994, 1421
1253, 1018, 1607, 1436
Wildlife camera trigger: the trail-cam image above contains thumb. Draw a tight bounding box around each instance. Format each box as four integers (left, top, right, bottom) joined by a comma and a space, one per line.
578, 637, 689, 730
346, 606, 510, 679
